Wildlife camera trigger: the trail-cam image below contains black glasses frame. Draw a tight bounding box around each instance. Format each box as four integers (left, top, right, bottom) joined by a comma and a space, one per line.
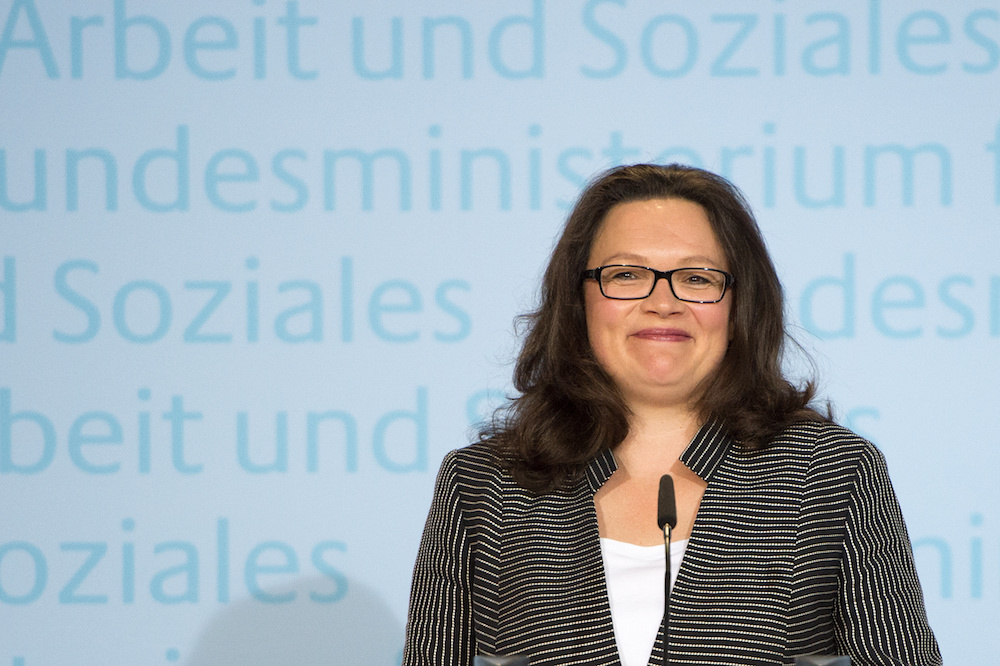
582, 265, 735, 303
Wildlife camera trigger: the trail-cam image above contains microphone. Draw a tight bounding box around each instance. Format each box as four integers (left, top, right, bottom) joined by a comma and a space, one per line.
657, 475, 677, 532
657, 474, 676, 666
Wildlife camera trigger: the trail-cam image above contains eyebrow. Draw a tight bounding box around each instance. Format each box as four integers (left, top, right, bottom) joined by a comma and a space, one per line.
600, 253, 725, 268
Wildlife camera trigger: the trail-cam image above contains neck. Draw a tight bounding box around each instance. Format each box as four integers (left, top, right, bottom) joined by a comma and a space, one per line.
614, 405, 701, 476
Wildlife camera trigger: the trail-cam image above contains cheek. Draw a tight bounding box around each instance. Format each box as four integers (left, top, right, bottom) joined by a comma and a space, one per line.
583, 292, 602, 349
690, 302, 731, 350
583, 287, 620, 356
713, 302, 733, 346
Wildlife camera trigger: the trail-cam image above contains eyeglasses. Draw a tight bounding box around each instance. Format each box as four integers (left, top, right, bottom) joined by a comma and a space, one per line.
582, 265, 734, 303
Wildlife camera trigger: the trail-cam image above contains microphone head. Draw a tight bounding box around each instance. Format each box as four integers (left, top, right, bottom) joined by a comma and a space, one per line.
657, 474, 677, 530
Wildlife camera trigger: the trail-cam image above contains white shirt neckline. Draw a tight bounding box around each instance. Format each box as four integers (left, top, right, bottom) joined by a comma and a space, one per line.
599, 537, 690, 666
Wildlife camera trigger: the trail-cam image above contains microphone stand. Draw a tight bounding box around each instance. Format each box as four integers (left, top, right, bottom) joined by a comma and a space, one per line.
662, 519, 671, 666
657, 474, 676, 666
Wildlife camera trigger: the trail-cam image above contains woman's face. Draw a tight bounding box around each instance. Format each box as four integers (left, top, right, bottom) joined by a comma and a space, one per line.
584, 198, 732, 411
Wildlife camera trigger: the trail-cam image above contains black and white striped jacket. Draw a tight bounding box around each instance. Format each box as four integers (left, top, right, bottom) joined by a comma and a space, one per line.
403, 420, 941, 665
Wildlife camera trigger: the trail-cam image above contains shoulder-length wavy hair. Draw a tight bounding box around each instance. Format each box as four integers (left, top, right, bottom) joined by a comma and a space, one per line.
484, 163, 827, 493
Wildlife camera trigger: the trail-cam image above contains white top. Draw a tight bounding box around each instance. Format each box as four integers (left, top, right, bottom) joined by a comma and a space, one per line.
599, 537, 689, 666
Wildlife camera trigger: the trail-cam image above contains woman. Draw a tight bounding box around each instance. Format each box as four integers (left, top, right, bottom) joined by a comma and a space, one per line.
403, 164, 941, 665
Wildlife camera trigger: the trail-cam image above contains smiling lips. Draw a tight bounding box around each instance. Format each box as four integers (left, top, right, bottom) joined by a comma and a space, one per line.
631, 328, 692, 341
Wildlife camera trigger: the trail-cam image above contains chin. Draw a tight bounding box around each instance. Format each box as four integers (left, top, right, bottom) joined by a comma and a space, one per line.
625, 379, 696, 406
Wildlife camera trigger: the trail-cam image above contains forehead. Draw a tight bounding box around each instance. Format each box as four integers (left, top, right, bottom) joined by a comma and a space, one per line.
589, 198, 725, 265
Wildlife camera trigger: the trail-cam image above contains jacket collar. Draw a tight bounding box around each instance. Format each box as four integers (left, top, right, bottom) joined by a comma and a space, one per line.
679, 419, 736, 482
584, 420, 735, 493
584, 447, 617, 494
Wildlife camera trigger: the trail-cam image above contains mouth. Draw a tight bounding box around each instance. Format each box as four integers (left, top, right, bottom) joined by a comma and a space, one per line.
631, 328, 692, 341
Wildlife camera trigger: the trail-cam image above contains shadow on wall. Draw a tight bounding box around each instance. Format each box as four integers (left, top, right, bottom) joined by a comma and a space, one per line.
185, 577, 403, 665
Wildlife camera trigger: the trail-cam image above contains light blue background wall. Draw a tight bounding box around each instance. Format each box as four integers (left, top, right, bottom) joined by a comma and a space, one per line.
1, 1, 998, 663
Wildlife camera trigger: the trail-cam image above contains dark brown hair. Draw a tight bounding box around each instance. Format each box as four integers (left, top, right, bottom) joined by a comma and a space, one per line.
483, 164, 827, 493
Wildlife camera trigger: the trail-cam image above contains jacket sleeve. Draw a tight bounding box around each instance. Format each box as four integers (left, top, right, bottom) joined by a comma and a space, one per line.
834, 444, 942, 664
403, 450, 477, 666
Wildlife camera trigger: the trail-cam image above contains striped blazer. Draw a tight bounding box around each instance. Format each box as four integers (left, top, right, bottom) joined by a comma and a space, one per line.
403, 421, 941, 665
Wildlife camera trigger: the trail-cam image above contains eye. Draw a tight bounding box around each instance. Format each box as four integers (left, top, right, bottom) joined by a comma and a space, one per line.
603, 267, 644, 282
676, 269, 721, 288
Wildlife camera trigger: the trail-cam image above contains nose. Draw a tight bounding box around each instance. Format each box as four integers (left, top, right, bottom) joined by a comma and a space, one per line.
642, 275, 685, 315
